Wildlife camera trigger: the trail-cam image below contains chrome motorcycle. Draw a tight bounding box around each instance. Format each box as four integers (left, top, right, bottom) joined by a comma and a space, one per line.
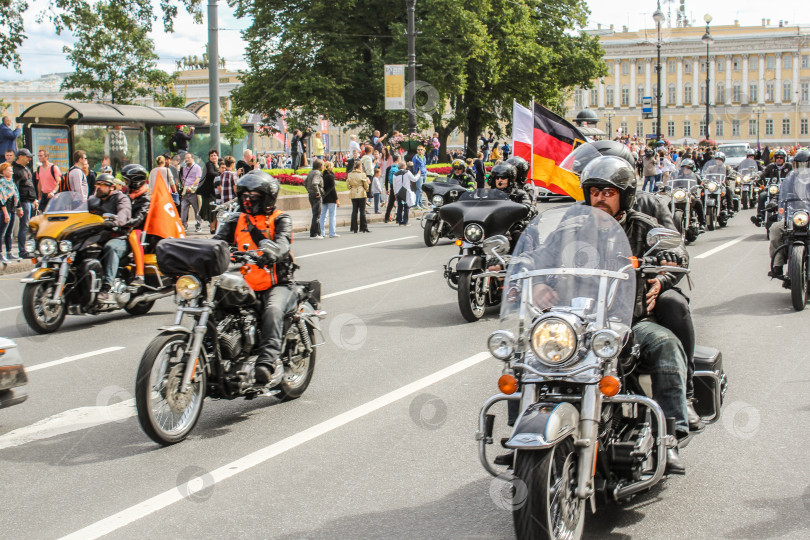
659, 173, 701, 244
701, 164, 729, 230
768, 169, 810, 311
736, 159, 759, 210
420, 180, 468, 246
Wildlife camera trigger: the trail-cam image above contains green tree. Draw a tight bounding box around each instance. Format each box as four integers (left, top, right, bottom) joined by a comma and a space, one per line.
221, 107, 248, 152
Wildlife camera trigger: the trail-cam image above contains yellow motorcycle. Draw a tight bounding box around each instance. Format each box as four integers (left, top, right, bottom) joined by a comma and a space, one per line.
21, 192, 175, 333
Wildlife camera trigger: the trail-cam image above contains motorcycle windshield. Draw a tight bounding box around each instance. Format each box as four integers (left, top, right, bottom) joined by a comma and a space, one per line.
670, 174, 698, 191
702, 164, 726, 190
780, 169, 810, 212
44, 192, 89, 214
737, 159, 758, 177
500, 205, 635, 335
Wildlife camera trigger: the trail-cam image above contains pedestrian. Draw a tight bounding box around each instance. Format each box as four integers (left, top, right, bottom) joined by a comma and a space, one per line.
179, 153, 203, 232
0, 162, 22, 263
371, 130, 387, 153
473, 152, 486, 188
218, 156, 238, 204
501, 141, 511, 160
170, 125, 194, 156
85, 161, 97, 195
236, 149, 253, 177
320, 160, 340, 238
198, 149, 220, 233
62, 150, 90, 201
313, 131, 325, 160
4, 150, 14, 164
346, 161, 370, 233
11, 148, 37, 258
348, 134, 361, 157
431, 132, 440, 164
479, 131, 494, 161
0, 117, 21, 155
305, 158, 325, 238
105, 125, 128, 175
291, 130, 304, 173
412, 145, 427, 207
148, 155, 176, 195
392, 160, 416, 226
35, 149, 61, 211
384, 154, 400, 223
490, 143, 501, 162
641, 148, 657, 192
371, 166, 384, 214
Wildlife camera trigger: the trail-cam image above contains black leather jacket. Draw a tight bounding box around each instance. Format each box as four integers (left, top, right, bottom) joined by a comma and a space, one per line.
125, 192, 150, 231
88, 191, 131, 228
447, 172, 474, 189
213, 210, 295, 283
758, 162, 792, 186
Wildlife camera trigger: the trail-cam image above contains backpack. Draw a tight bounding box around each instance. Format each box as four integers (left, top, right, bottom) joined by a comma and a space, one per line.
36, 164, 57, 186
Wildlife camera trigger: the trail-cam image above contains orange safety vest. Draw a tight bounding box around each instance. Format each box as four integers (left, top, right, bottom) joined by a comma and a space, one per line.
235, 210, 287, 291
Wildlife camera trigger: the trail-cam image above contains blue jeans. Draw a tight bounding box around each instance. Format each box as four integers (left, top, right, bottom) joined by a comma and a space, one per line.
632, 320, 689, 439
643, 176, 657, 192
17, 201, 32, 254
415, 173, 425, 206
319, 202, 337, 237
373, 193, 381, 213
397, 200, 409, 224
101, 237, 129, 287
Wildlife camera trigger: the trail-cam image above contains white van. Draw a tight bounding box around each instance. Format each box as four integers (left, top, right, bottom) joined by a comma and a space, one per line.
716, 143, 751, 169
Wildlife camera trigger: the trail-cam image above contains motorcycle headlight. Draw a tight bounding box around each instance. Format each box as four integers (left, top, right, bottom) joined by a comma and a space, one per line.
58, 240, 73, 253
25, 239, 37, 254
673, 190, 686, 201
39, 238, 57, 257
743, 175, 750, 182
706, 181, 718, 192
793, 211, 809, 228
175, 275, 202, 300
769, 185, 779, 195
487, 330, 516, 361
431, 195, 443, 207
591, 329, 621, 359
531, 317, 577, 365
464, 223, 484, 243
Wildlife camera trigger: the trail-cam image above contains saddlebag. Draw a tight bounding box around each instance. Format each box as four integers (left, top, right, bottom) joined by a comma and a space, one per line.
692, 345, 728, 422
156, 238, 231, 279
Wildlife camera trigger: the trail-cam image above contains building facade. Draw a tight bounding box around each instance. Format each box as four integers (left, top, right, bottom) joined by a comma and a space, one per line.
566, 21, 810, 147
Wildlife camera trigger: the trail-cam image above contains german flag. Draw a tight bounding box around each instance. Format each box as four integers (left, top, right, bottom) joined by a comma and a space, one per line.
531, 103, 587, 200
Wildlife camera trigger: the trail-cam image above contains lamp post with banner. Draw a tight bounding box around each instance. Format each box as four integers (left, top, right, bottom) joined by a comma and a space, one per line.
653, 2, 665, 140
702, 14, 714, 141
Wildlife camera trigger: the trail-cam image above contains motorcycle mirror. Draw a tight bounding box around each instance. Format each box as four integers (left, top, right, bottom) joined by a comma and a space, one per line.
102, 213, 116, 219
645, 227, 682, 250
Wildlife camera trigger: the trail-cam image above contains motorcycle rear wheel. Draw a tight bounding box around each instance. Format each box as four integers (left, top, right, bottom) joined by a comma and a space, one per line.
789, 245, 807, 311
22, 281, 67, 334
513, 438, 584, 540
707, 208, 716, 231
135, 332, 206, 445
423, 218, 440, 247
457, 270, 486, 322
275, 326, 317, 401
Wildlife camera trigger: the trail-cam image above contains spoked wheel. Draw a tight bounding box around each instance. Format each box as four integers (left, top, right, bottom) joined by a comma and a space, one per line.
513, 438, 585, 540
135, 332, 206, 445
275, 326, 317, 401
706, 208, 716, 231
457, 270, 487, 322
789, 245, 808, 311
22, 281, 67, 334
423, 219, 440, 246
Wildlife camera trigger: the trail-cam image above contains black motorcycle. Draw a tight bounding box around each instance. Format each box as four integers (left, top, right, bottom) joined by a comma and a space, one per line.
736, 159, 759, 210
420, 180, 469, 246
769, 169, 810, 311
762, 177, 781, 239
659, 174, 701, 244
440, 189, 530, 322
701, 163, 729, 230
135, 238, 325, 445
476, 206, 726, 539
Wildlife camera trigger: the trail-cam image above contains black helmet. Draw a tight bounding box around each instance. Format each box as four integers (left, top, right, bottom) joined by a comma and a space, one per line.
680, 158, 696, 171
793, 148, 810, 168
95, 173, 116, 187
714, 151, 726, 162
489, 161, 516, 188
121, 164, 148, 190
774, 149, 788, 160
561, 141, 636, 177
506, 156, 529, 182
451, 159, 465, 172
580, 156, 638, 212
236, 170, 280, 215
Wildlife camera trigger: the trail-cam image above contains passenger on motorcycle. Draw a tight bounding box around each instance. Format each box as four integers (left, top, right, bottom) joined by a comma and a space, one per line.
752, 148, 793, 226
487, 162, 532, 205
447, 159, 475, 188
213, 170, 297, 385
767, 148, 810, 280
90, 173, 132, 301
120, 164, 151, 287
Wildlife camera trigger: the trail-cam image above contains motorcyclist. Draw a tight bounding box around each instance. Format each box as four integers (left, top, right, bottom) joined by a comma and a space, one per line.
704, 151, 737, 217
676, 158, 707, 231
767, 148, 810, 282
752, 148, 792, 226
90, 173, 132, 302
739, 149, 761, 172
487, 162, 532, 205
213, 170, 296, 386
120, 164, 151, 287
506, 155, 530, 185
446, 159, 474, 188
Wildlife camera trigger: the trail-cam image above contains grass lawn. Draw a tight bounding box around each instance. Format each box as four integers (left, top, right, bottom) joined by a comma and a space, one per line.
280, 180, 348, 196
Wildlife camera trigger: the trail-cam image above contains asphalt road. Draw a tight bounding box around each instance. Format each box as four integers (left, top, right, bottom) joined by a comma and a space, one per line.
0, 203, 808, 540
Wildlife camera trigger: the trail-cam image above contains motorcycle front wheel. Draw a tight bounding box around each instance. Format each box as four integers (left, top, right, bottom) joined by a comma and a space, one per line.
673, 209, 685, 234
742, 192, 750, 209
135, 331, 206, 445
513, 438, 585, 540
22, 281, 67, 334
707, 207, 716, 231
457, 270, 486, 322
789, 245, 807, 311
423, 218, 440, 247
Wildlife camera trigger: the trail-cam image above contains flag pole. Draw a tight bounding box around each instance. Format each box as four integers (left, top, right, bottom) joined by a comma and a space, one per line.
529, 97, 535, 182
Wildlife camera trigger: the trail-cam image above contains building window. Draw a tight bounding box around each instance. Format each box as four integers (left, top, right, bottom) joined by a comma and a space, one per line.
766, 82, 775, 101
717, 58, 725, 72
684, 84, 692, 103
683, 121, 691, 137
637, 62, 644, 75
801, 118, 808, 135
621, 61, 629, 75
590, 88, 598, 107
802, 83, 809, 103
667, 121, 675, 137
783, 81, 792, 102
716, 120, 724, 137
701, 58, 708, 72
668, 60, 676, 74
766, 55, 775, 69
732, 119, 740, 136
717, 82, 725, 103
621, 87, 629, 106
607, 64, 613, 76
765, 119, 773, 135
733, 83, 741, 102
750, 83, 758, 102
784, 55, 792, 69
684, 60, 692, 74
700, 83, 707, 104
699, 120, 706, 137
574, 89, 583, 109
750, 55, 758, 70
652, 121, 658, 136
606, 87, 614, 107
803, 55, 810, 69
620, 121, 628, 135
637, 85, 645, 105
668, 84, 676, 104
749, 119, 757, 136
636, 121, 644, 137
782, 118, 790, 135
733, 58, 741, 71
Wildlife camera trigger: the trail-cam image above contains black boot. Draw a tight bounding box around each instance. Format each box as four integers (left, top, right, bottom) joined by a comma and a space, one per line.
768, 265, 784, 279
750, 215, 762, 227
494, 450, 515, 467
254, 363, 274, 385
97, 283, 112, 302
687, 398, 705, 433
666, 447, 686, 475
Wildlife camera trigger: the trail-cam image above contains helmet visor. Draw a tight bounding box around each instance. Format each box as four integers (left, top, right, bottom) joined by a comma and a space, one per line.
560, 145, 603, 176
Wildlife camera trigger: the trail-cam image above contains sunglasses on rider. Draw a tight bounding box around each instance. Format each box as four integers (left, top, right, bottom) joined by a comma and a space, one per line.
589, 186, 619, 198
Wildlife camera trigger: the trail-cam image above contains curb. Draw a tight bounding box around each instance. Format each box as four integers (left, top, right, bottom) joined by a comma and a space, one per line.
0, 260, 35, 276
290, 207, 427, 234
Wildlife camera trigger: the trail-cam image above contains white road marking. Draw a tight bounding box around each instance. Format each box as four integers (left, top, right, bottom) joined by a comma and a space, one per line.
694, 235, 752, 259
0, 305, 20, 312
0, 399, 135, 451
322, 270, 434, 299
296, 236, 417, 259
58, 351, 492, 540
26, 347, 126, 372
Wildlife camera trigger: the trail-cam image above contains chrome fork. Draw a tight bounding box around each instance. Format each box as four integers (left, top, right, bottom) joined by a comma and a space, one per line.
179, 281, 217, 392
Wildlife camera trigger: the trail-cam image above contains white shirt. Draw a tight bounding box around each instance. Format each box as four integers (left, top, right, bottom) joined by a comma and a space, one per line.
349, 140, 362, 156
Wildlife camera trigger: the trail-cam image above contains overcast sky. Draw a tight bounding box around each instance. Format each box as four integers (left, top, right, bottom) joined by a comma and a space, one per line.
0, 1, 805, 82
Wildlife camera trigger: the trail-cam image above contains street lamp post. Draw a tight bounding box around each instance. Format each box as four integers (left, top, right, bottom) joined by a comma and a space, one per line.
753, 105, 765, 150
406, 0, 417, 134
605, 112, 615, 139
653, 2, 665, 141
702, 14, 713, 142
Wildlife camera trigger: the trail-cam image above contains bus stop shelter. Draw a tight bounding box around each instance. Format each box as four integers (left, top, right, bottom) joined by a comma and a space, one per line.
15, 100, 204, 172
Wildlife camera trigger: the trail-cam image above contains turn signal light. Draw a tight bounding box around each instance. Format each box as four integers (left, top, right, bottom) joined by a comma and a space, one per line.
455, 239, 463, 247
628, 256, 639, 269
778, 208, 785, 214
599, 375, 621, 397
498, 374, 519, 395
31, 258, 37, 264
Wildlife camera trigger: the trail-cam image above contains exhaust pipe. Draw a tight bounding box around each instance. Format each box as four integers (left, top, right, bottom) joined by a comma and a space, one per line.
126, 290, 174, 310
